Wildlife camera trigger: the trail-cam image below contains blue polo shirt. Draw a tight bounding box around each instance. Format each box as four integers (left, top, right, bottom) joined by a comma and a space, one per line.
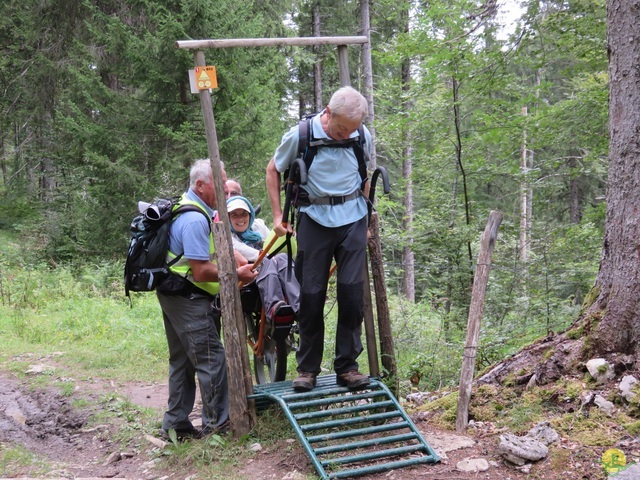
273, 113, 371, 228
168, 189, 214, 261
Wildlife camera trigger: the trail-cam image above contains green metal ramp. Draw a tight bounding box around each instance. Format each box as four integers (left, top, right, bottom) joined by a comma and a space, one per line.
249, 375, 440, 479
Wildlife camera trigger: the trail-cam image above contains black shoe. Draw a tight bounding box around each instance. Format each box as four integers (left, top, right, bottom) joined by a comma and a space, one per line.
292, 371, 317, 392
336, 370, 370, 390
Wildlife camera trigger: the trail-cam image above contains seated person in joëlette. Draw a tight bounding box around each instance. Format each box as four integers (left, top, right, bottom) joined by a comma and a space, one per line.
227, 195, 300, 326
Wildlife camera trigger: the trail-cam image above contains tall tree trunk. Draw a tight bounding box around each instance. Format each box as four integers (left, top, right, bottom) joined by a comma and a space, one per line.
401, 51, 415, 302
586, 0, 640, 359
519, 106, 531, 264
312, 3, 323, 111
568, 157, 581, 224
360, 0, 376, 167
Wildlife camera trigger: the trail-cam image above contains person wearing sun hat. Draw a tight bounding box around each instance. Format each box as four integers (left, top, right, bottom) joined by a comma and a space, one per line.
227, 195, 300, 328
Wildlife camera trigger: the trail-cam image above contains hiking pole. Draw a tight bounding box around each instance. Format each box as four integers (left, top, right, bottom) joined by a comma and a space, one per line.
368, 166, 390, 225
238, 158, 307, 287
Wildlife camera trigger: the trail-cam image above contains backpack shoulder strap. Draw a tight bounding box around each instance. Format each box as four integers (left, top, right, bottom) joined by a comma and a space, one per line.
172, 199, 211, 225
354, 124, 368, 189
297, 115, 315, 173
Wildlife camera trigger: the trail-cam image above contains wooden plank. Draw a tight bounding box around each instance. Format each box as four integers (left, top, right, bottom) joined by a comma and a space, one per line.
176, 36, 368, 50
456, 210, 503, 432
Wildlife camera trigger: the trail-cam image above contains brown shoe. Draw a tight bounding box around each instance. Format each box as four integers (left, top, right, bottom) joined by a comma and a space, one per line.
292, 371, 317, 392
337, 370, 370, 390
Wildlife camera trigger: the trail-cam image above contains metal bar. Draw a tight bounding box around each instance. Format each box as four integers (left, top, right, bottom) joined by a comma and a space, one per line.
307, 422, 409, 443
321, 444, 426, 467
270, 396, 329, 479
281, 386, 357, 402
288, 390, 385, 409
328, 457, 437, 479
301, 411, 400, 432
294, 400, 394, 420
313, 432, 419, 455
176, 36, 368, 50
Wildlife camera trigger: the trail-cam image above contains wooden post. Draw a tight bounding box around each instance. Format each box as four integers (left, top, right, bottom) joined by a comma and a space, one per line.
363, 260, 380, 377
337, 45, 350, 87
195, 50, 255, 436
368, 212, 398, 396
456, 210, 503, 432
335, 54, 380, 379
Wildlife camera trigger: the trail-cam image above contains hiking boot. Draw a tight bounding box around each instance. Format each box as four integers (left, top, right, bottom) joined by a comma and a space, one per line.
336, 370, 370, 390
269, 300, 295, 326
292, 371, 317, 392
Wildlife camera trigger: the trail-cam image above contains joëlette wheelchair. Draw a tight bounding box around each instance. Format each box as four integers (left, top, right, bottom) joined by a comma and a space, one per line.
240, 279, 297, 384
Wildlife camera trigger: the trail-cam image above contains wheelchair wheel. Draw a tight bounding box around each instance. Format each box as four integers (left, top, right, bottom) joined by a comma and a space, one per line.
253, 336, 288, 384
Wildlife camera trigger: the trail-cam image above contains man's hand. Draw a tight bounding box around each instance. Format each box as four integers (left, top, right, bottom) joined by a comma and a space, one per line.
237, 263, 258, 284
272, 219, 293, 237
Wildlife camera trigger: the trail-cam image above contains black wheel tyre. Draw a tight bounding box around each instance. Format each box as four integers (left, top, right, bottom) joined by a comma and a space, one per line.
254, 337, 288, 384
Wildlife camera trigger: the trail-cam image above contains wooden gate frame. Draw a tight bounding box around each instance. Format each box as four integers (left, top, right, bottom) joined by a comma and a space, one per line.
176, 35, 389, 436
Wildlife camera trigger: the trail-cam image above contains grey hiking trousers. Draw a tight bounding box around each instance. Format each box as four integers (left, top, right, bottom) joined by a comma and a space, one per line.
157, 291, 229, 433
294, 213, 367, 375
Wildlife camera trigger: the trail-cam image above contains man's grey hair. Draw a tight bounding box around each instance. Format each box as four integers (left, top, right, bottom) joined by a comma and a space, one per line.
189, 158, 225, 188
328, 86, 368, 123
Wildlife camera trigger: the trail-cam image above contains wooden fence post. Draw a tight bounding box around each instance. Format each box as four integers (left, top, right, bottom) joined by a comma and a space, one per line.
456, 210, 503, 432
368, 212, 398, 396
195, 50, 255, 436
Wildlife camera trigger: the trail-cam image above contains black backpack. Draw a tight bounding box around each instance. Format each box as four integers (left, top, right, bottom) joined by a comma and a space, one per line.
124, 198, 209, 299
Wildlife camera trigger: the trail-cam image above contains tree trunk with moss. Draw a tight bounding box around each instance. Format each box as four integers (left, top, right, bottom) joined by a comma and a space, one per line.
479, 0, 640, 387
583, 0, 640, 359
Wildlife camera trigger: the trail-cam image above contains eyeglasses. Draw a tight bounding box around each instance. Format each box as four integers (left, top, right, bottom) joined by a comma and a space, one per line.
227, 190, 241, 197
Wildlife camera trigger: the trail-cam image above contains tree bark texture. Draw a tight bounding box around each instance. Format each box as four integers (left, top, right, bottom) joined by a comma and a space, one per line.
368, 212, 398, 395
195, 50, 255, 436
401, 34, 415, 302
312, 3, 323, 111
360, 0, 377, 168
456, 211, 502, 432
587, 0, 640, 357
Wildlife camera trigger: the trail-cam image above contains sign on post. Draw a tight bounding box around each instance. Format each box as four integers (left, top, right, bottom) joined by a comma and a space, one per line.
195, 66, 217, 89
189, 66, 218, 93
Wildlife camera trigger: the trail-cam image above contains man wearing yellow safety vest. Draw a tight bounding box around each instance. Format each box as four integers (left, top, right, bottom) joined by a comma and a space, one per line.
156, 159, 257, 440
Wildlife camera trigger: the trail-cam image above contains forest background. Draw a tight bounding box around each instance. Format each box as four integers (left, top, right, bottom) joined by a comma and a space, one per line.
0, 0, 607, 392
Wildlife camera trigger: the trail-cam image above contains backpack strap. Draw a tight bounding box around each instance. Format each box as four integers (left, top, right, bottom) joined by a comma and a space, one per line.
166, 203, 211, 267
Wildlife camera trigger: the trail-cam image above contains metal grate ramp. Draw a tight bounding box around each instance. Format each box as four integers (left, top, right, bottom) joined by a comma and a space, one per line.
249, 375, 440, 479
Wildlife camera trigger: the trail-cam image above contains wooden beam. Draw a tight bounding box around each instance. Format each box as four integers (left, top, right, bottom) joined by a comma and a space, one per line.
456, 210, 503, 433
176, 36, 368, 50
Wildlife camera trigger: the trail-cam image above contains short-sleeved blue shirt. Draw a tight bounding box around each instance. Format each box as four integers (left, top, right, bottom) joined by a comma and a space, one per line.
273, 113, 371, 228
168, 189, 214, 261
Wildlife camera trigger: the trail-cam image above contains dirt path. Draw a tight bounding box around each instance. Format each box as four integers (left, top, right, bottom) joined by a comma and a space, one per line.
0, 369, 607, 479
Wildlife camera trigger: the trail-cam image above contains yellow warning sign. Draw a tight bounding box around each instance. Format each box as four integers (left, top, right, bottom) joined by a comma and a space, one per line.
194, 66, 218, 90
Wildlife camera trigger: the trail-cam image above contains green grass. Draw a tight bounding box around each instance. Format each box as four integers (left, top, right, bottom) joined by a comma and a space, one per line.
0, 444, 50, 477
1, 294, 168, 383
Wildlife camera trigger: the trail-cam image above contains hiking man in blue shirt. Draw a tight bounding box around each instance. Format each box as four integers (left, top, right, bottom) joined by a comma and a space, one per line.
266, 86, 372, 392
157, 159, 257, 439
